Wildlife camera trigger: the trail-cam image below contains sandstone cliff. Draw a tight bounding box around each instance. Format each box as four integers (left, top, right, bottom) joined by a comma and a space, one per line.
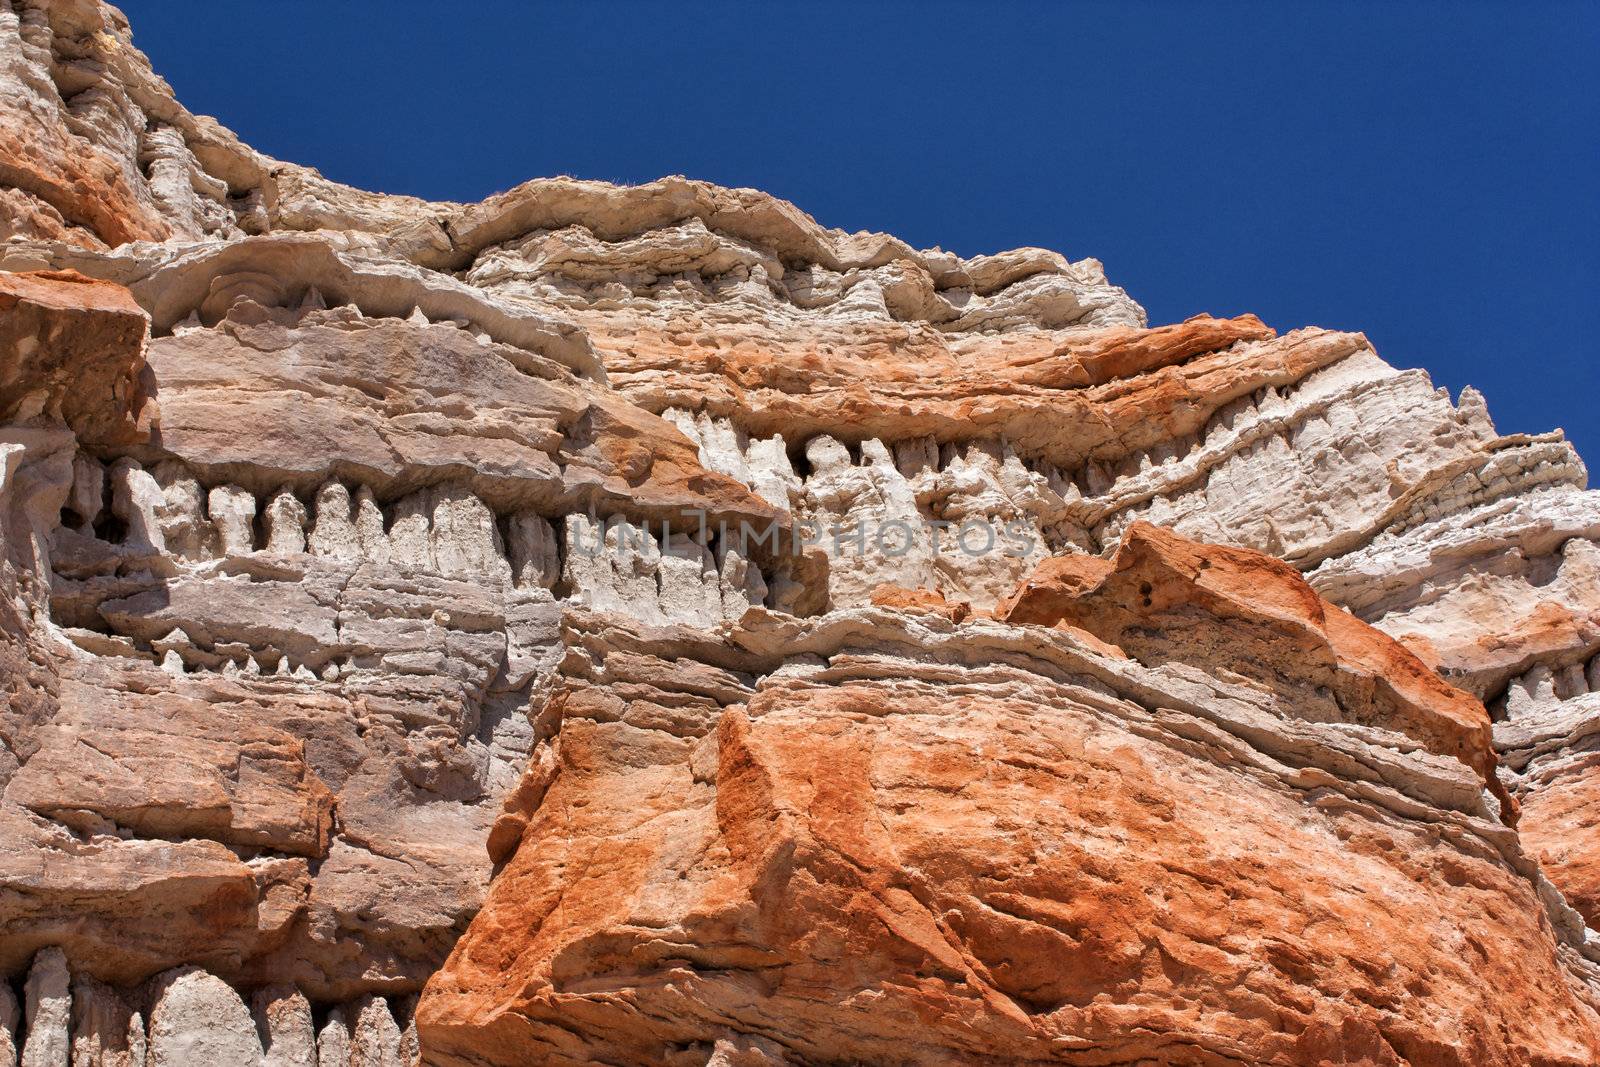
3, 2, 1600, 1064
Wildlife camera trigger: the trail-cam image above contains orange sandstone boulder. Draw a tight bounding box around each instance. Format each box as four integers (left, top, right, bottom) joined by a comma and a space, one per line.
416, 607, 1600, 1066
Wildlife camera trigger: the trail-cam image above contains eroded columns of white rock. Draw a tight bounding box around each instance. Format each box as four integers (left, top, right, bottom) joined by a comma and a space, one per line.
263, 490, 308, 555
1, 976, 19, 1067
430, 486, 509, 582
717, 542, 768, 618
314, 1007, 350, 1067
744, 434, 800, 510
353, 486, 390, 565
506, 512, 560, 590
348, 995, 403, 1067
20, 947, 69, 1067
69, 975, 142, 1067
563, 514, 667, 624
893, 436, 938, 483
387, 491, 434, 571
67, 454, 104, 529
607, 517, 665, 626
309, 481, 361, 561
145, 967, 263, 1067
108, 459, 165, 555
394, 995, 419, 1067
150, 461, 218, 560
561, 514, 606, 608
693, 412, 752, 484
251, 986, 316, 1067
803, 434, 939, 605
658, 532, 721, 627
207, 485, 257, 556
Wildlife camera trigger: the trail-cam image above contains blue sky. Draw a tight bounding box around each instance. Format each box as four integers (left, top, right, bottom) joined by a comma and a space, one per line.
120, 2, 1599, 458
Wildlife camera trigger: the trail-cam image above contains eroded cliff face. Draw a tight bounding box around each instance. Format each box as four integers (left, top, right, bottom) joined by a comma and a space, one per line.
2, 2, 1600, 1064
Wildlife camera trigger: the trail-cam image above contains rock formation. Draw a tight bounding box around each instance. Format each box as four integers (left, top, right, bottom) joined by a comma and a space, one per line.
2, 1, 1600, 1063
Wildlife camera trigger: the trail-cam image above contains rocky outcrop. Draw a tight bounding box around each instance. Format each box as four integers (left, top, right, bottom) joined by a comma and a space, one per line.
999, 521, 1503, 807
418, 594, 1600, 1065
253, 985, 316, 1067
4, 0, 1600, 1063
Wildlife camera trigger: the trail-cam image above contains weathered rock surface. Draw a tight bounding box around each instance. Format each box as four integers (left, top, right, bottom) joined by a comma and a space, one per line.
1000, 521, 1503, 807
19, 948, 67, 1067
0, 979, 18, 1067
419, 601, 1600, 1065
145, 967, 261, 1066
3, 1, 1600, 1063
252, 985, 316, 1067
69, 974, 142, 1067
0, 983, 16, 1067
0, 269, 146, 444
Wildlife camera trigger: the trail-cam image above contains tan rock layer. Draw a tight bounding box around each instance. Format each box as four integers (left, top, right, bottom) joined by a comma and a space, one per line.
999, 521, 1504, 812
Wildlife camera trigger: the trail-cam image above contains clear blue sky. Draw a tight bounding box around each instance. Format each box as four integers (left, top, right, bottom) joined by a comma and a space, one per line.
120, 2, 1599, 458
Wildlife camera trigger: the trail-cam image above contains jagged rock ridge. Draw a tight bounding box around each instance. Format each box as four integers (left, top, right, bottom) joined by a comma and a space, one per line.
3, 2, 1600, 1064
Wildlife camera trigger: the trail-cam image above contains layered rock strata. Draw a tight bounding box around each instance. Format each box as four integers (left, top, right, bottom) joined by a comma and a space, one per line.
3, 1, 1600, 1063
418, 538, 1600, 1065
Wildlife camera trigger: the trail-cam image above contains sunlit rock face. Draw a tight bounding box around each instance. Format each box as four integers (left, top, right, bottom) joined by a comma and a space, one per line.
4, 1, 1600, 1063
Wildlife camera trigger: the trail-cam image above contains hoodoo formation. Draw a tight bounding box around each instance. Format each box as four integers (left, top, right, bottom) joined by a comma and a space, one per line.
3, 3, 1600, 1064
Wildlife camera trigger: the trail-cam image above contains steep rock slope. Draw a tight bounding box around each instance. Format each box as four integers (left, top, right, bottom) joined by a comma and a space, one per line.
2, 1, 1600, 1063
